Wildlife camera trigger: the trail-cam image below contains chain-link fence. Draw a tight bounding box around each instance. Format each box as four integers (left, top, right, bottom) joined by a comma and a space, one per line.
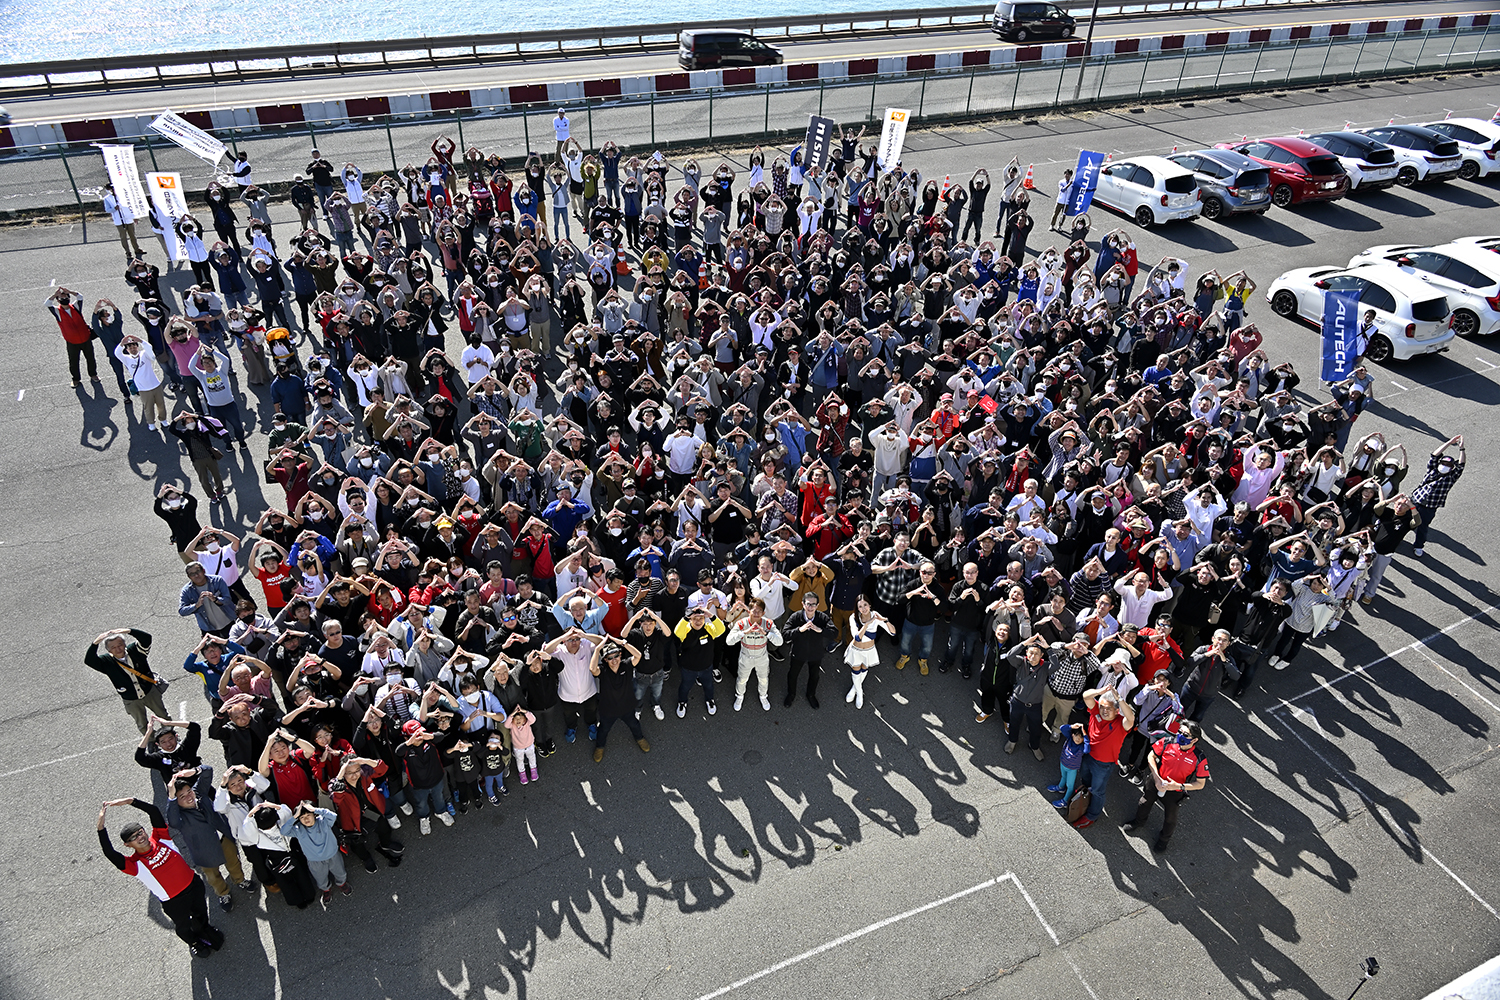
6, 24, 1497, 239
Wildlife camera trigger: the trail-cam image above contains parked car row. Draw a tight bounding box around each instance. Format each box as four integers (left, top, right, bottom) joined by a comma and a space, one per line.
1087, 118, 1500, 227
1265, 236, 1500, 363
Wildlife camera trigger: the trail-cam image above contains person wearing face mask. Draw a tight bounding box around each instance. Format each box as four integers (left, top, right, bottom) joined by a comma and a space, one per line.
1407, 435, 1465, 556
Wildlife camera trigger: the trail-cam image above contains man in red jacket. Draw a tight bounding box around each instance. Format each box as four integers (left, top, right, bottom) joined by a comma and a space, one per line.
328, 757, 406, 872
98, 797, 224, 957
46, 287, 100, 387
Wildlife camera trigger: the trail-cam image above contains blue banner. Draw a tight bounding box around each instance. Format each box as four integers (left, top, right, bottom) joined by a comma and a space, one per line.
1066, 150, 1106, 217
1321, 289, 1361, 381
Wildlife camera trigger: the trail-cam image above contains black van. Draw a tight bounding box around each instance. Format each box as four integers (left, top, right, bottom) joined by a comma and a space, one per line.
677, 30, 784, 70
991, 1, 1077, 43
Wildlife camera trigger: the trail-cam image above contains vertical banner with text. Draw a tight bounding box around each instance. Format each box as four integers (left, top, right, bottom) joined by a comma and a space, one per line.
1065, 150, 1107, 217
145, 172, 190, 262
877, 108, 911, 174
1320, 289, 1361, 381
97, 144, 151, 221
803, 114, 837, 173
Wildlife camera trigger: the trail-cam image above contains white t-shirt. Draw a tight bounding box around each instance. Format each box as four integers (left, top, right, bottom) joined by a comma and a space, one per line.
663, 432, 699, 474
461, 344, 495, 384
553, 644, 598, 703
553, 115, 570, 142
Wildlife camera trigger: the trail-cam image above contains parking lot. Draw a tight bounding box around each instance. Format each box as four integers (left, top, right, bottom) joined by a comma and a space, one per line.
0, 71, 1498, 1000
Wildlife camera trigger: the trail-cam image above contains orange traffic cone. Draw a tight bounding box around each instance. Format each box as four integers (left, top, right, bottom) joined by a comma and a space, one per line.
941, 174, 952, 196
1021, 164, 1035, 190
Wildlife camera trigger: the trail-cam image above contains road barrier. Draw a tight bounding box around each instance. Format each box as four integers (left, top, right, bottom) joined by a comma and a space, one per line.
4, 18, 1498, 229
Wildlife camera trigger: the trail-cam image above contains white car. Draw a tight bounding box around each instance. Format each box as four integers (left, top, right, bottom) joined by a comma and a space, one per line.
1303, 131, 1399, 191
1094, 155, 1201, 227
1267, 263, 1454, 363
1413, 117, 1500, 181
1348, 242, 1500, 336
1353, 125, 1464, 186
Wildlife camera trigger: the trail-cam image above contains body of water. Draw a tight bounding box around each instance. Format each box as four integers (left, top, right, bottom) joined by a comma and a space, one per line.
1, 0, 965, 64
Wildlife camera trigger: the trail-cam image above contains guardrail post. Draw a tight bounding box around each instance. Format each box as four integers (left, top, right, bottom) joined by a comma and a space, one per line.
522, 110, 530, 153
587, 101, 595, 148
59, 147, 88, 243
1471, 24, 1494, 68
965, 66, 976, 114
1009, 65, 1022, 112
708, 89, 714, 140
455, 110, 465, 151
1317, 33, 1335, 81
144, 133, 159, 172
1140, 48, 1153, 97
1250, 41, 1264, 84
651, 91, 657, 145
765, 85, 771, 133
1054, 60, 1067, 106
307, 121, 318, 148
1095, 55, 1109, 101
385, 116, 398, 172
1381, 31, 1396, 73
1443, 30, 1461, 68
818, 79, 825, 117
917, 73, 928, 117
868, 77, 878, 122
1175, 45, 1190, 89
1350, 30, 1370, 79
1212, 45, 1228, 88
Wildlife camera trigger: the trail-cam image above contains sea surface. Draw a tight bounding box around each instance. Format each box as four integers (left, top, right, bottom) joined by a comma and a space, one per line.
0, 0, 960, 65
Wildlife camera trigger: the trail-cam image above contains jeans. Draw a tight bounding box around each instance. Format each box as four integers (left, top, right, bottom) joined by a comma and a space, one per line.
595, 713, 644, 747
634, 671, 666, 710
943, 625, 982, 673
1079, 755, 1115, 821
1413, 503, 1439, 549
1007, 698, 1044, 750
1360, 552, 1394, 600
408, 780, 448, 819
899, 621, 935, 660
677, 667, 715, 704
209, 402, 246, 444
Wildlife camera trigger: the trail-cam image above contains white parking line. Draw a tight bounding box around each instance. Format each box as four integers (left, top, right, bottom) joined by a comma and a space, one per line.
691, 871, 1096, 1000
0, 739, 135, 780
1413, 645, 1500, 715
1390, 380, 1409, 392
1270, 708, 1500, 922
1276, 603, 1499, 710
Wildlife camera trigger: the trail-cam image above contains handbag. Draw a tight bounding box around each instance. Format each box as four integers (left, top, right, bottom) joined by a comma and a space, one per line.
1206, 602, 1222, 625
1065, 787, 1091, 824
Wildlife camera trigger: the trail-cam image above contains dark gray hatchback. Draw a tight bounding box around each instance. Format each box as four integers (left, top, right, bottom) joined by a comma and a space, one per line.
1166, 149, 1273, 220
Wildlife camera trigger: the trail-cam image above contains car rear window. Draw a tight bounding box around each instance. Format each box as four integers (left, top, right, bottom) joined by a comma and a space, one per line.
1237, 169, 1270, 188
1410, 297, 1449, 323
1307, 157, 1344, 176
1366, 148, 1396, 165
1433, 141, 1461, 157
1164, 175, 1196, 194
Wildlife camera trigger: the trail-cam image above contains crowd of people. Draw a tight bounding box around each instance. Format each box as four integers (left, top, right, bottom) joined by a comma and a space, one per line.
75, 111, 1468, 958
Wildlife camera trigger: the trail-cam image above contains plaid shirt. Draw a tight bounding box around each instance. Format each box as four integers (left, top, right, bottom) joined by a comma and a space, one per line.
1409, 454, 1464, 509
1046, 645, 1099, 698
872, 545, 922, 605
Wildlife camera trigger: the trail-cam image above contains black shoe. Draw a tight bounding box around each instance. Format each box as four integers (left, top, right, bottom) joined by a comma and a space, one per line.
960, 668, 972, 680
1151, 840, 1169, 853
938, 664, 950, 674
190, 943, 213, 958
456, 801, 468, 815
473, 795, 485, 810
807, 695, 819, 709
783, 694, 795, 708
499, 784, 510, 796
363, 857, 378, 873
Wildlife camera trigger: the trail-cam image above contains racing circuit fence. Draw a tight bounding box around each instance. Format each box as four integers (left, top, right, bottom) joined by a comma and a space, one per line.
7, 22, 1500, 237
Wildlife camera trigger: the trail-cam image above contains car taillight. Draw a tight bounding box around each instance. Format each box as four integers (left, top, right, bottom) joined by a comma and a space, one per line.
1195, 189, 1202, 201
1487, 294, 1500, 310
1227, 186, 1240, 197
1160, 194, 1168, 206
1405, 323, 1416, 338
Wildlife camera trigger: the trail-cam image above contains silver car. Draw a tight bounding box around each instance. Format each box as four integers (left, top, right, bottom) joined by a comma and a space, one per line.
1166, 149, 1272, 220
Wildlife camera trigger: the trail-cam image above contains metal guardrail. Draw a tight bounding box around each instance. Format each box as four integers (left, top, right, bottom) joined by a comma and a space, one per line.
7, 25, 1495, 234
0, 0, 1404, 95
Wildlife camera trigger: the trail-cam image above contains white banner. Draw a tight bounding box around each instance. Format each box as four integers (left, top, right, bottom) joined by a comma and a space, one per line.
149, 110, 227, 164
145, 172, 190, 262
98, 144, 151, 222
877, 107, 911, 174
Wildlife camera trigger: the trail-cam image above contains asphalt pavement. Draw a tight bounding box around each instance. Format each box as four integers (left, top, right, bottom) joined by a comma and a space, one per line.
0, 71, 1498, 1000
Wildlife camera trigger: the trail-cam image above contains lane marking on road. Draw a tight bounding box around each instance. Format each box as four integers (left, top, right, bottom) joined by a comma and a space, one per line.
0, 739, 136, 780
690, 871, 1096, 1000
1413, 644, 1500, 715
1269, 706, 1500, 922
20, 9, 1500, 120
1390, 380, 1409, 391
1276, 602, 1499, 709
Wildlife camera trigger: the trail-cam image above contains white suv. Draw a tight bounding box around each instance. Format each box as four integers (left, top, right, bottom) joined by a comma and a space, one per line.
1348, 242, 1500, 336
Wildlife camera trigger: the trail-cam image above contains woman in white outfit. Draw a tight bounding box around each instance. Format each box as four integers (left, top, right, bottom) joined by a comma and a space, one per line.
845, 595, 894, 709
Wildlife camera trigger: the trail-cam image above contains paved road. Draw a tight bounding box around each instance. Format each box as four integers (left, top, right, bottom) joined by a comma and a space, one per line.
4, 0, 1496, 125
1, 74, 1498, 1000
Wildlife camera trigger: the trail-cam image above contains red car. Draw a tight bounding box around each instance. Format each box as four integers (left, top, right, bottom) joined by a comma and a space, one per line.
1213, 137, 1349, 207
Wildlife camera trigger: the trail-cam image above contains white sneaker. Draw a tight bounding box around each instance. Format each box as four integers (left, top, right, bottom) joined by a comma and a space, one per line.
146, 422, 156, 431
676, 702, 687, 719
1413, 547, 1424, 556
1272, 656, 1288, 671
419, 817, 431, 835
399, 803, 414, 816
386, 814, 401, 830
437, 811, 454, 827
733, 696, 744, 711
707, 700, 718, 715
653, 705, 665, 721
760, 696, 771, 711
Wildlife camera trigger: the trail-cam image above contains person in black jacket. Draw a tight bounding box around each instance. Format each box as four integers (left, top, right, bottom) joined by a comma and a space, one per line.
209, 694, 276, 769
86, 629, 170, 733
520, 648, 564, 757
782, 593, 836, 709
943, 562, 988, 678
135, 718, 202, 784
1176, 630, 1240, 723
975, 621, 1017, 725
591, 638, 650, 763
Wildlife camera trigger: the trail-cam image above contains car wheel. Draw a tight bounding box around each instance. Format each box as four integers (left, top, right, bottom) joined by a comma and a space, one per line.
1396, 165, 1420, 187
1271, 290, 1298, 317
1201, 196, 1224, 220
1015, 28, 1029, 42
1061, 25, 1074, 38
1459, 160, 1480, 181
1134, 205, 1155, 228
1365, 334, 1394, 363
1271, 184, 1294, 208
1451, 308, 1480, 336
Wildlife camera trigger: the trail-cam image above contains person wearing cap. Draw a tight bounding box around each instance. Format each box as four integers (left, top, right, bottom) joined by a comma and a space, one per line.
1122, 719, 1209, 852
588, 636, 651, 762
166, 764, 253, 912
97, 795, 225, 956
396, 718, 453, 835
1070, 683, 1136, 830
